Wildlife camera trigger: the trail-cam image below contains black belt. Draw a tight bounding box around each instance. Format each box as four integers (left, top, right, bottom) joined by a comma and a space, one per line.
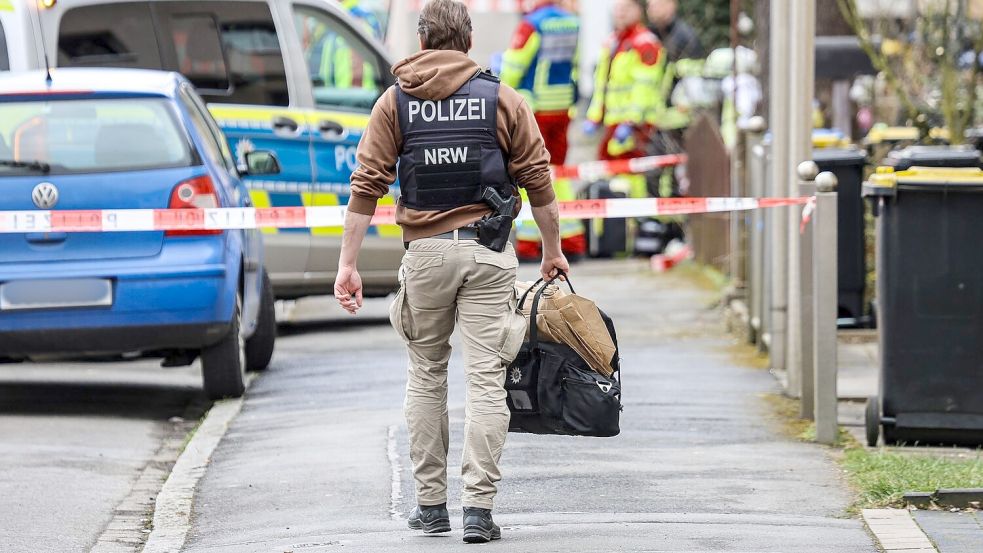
404, 226, 479, 249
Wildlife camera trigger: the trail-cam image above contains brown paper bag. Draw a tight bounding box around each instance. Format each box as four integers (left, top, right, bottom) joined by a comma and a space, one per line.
515, 280, 617, 377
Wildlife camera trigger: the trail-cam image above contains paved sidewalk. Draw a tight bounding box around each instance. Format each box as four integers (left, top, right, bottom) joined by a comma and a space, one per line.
913, 510, 983, 553
835, 337, 983, 553
181, 260, 876, 552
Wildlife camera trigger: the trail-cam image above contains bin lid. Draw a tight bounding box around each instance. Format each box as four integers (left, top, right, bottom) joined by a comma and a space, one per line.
812, 129, 849, 149
865, 166, 983, 194
862, 126, 949, 145
812, 147, 867, 166
883, 145, 982, 170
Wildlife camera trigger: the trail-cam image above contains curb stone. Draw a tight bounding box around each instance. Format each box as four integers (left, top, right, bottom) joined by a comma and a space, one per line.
862, 509, 937, 553
142, 375, 254, 553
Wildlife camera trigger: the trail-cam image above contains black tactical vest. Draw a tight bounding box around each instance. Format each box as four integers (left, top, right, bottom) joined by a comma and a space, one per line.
395, 71, 514, 211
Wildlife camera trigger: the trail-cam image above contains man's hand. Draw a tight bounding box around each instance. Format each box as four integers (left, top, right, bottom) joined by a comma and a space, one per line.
541, 253, 571, 282
334, 265, 364, 315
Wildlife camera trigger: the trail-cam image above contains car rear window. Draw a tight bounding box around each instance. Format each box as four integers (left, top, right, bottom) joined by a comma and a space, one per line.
0, 97, 194, 175
0, 19, 9, 71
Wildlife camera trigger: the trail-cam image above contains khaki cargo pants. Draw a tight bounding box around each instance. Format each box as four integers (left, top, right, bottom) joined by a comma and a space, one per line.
389, 236, 526, 510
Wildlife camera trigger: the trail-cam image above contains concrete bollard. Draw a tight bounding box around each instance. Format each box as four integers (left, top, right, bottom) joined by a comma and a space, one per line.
744, 116, 767, 345
813, 171, 839, 444
797, 161, 819, 421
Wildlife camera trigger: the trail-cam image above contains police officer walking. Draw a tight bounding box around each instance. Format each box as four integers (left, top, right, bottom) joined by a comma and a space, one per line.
333, 0, 568, 544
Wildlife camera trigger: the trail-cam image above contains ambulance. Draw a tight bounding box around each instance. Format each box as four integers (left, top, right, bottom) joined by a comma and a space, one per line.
0, 0, 402, 299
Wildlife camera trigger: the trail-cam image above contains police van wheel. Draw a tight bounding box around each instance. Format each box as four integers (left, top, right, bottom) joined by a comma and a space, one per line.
201, 294, 246, 400
246, 271, 276, 372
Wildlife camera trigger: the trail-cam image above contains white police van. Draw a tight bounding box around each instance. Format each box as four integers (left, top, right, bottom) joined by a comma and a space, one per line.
0, 0, 402, 299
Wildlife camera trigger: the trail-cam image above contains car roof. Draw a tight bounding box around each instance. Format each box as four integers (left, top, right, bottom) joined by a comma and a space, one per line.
0, 68, 183, 98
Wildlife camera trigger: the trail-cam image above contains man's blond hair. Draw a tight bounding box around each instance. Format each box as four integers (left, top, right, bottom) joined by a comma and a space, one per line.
418, 0, 472, 53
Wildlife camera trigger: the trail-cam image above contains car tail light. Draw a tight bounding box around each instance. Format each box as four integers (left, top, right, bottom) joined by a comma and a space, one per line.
165, 175, 222, 236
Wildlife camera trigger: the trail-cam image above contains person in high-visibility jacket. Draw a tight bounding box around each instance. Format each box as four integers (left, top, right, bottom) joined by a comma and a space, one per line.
584, 0, 664, 163
340, 0, 383, 40
313, 1, 382, 90
500, 0, 579, 164
501, 0, 585, 259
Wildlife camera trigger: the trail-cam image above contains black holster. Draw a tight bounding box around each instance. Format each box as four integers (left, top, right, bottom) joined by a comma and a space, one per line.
476, 214, 513, 253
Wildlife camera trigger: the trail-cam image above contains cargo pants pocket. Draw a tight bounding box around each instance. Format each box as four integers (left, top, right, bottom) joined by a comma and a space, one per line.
497, 291, 527, 365
389, 268, 412, 342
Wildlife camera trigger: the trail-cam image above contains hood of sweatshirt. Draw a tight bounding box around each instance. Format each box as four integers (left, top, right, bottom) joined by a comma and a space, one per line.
391, 50, 482, 101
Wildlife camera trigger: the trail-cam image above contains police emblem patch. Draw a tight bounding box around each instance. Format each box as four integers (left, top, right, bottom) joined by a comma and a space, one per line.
509, 367, 523, 385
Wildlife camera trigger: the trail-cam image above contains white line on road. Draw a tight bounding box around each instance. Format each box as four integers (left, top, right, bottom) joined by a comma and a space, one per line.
142, 375, 254, 553
387, 424, 404, 521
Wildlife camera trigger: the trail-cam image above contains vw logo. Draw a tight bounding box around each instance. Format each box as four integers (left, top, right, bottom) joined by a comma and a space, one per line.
32, 182, 59, 209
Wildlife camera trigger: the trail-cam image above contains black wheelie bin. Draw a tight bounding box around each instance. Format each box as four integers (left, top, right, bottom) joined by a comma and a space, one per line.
862, 167, 983, 446
813, 148, 868, 325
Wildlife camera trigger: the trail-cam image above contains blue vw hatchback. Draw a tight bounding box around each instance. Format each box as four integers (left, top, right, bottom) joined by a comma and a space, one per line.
0, 68, 278, 399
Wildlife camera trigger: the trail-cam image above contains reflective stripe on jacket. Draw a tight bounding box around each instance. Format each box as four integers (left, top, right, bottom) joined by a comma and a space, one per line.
500, 3, 580, 114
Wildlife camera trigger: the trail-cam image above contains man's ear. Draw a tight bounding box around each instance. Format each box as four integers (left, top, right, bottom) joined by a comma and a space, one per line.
419, 35, 426, 50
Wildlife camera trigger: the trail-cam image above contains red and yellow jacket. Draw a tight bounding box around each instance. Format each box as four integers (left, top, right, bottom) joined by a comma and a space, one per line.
587, 23, 664, 127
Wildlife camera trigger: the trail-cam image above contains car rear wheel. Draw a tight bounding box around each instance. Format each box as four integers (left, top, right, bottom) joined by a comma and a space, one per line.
246, 271, 276, 372
201, 293, 246, 399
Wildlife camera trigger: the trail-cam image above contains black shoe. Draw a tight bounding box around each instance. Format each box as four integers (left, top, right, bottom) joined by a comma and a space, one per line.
462, 507, 501, 543
407, 503, 451, 534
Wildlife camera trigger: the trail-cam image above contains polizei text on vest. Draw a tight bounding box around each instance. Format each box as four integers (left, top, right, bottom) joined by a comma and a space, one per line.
408, 98, 487, 124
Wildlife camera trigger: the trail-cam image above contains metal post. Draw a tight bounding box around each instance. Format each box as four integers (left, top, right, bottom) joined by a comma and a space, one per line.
759, 139, 773, 353
786, 0, 817, 398
745, 116, 767, 344
768, 0, 791, 373
797, 161, 819, 420
731, 127, 746, 287
813, 172, 839, 445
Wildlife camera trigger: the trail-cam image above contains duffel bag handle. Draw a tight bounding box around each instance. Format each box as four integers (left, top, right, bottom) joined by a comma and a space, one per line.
522, 270, 575, 351
517, 271, 576, 311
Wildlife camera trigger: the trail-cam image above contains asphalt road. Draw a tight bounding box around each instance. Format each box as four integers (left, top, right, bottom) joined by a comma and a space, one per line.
183, 259, 878, 553
0, 359, 205, 553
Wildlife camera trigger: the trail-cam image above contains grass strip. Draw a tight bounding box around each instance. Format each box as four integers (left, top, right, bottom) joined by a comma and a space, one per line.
842, 446, 983, 509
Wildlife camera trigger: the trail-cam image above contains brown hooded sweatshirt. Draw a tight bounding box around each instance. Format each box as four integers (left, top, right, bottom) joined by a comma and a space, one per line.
347, 49, 555, 242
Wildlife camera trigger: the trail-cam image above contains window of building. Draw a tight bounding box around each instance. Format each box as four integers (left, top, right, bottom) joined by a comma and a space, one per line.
293, 4, 383, 111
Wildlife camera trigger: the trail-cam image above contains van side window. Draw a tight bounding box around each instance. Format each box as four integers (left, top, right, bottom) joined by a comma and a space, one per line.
58, 3, 163, 69
0, 19, 9, 71
58, 2, 289, 107
293, 4, 383, 111
169, 14, 230, 92
178, 1, 289, 107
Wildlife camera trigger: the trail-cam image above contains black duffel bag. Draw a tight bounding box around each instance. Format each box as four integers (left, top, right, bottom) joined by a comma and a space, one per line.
506, 273, 622, 437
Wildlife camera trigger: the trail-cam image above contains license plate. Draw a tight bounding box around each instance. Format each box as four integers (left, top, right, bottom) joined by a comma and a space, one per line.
0, 278, 113, 311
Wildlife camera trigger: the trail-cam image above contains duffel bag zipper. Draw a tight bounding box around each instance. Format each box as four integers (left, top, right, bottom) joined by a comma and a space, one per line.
562, 377, 614, 394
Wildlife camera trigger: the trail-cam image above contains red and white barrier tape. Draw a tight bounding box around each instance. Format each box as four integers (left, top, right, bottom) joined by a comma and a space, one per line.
0, 197, 812, 234
551, 153, 686, 181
